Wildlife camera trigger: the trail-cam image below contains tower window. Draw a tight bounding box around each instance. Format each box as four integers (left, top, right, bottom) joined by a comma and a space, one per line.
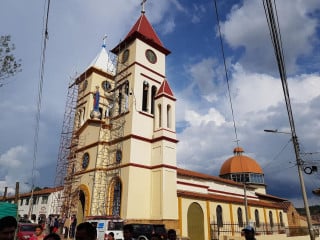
158, 104, 162, 128
125, 81, 129, 95
292, 212, 296, 224
118, 88, 122, 114
124, 81, 129, 112
167, 104, 171, 128
142, 81, 149, 112
151, 86, 157, 114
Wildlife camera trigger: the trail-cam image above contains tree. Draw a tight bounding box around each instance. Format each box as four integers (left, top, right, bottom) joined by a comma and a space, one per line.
0, 35, 21, 87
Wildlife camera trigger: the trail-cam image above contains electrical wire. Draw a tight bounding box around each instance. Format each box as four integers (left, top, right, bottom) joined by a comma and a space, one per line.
263, 139, 292, 170
31, 0, 51, 190
262, 0, 315, 238
213, 0, 239, 146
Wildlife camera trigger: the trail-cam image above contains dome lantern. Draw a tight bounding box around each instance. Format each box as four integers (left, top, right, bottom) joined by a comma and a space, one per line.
219, 147, 265, 185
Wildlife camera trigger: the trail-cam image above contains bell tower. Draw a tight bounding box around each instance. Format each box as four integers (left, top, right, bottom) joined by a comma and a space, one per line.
111, 6, 178, 226
62, 3, 178, 229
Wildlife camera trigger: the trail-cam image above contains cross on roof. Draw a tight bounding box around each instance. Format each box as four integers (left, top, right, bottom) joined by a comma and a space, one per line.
141, 0, 147, 14
102, 35, 107, 48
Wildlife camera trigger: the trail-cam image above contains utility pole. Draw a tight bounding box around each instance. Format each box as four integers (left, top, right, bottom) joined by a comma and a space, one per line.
262, 1, 315, 239
28, 185, 34, 220
244, 183, 249, 225
14, 182, 19, 204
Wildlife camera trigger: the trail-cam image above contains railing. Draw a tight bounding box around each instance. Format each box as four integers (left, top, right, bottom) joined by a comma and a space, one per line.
210, 222, 287, 238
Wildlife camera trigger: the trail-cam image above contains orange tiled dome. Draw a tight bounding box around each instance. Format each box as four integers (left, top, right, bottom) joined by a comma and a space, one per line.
220, 147, 263, 175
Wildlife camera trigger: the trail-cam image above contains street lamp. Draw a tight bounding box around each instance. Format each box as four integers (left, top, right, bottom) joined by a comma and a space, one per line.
264, 128, 314, 239
264, 129, 291, 134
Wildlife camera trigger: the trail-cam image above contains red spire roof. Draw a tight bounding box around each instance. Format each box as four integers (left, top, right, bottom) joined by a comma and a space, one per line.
125, 14, 163, 47
155, 79, 176, 100
111, 14, 170, 55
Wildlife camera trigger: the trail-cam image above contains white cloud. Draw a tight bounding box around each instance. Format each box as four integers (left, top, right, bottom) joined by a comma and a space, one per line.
219, 0, 320, 74
176, 53, 320, 203
185, 108, 226, 127
161, 18, 176, 35
0, 146, 34, 194
0, 146, 26, 168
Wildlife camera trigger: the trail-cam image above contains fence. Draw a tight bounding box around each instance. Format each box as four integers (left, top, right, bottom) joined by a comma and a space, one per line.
210, 222, 288, 238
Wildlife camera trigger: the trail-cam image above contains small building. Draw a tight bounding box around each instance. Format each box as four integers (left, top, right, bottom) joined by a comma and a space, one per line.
1, 186, 63, 223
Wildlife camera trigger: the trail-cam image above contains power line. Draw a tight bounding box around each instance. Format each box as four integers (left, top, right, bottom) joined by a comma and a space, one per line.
262, 0, 315, 239
213, 0, 239, 146
31, 0, 51, 194
262, 139, 292, 171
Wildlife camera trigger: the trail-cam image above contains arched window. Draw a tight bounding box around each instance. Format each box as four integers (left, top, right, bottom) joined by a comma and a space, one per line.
99, 107, 103, 120
151, 86, 157, 114
81, 107, 86, 125
158, 104, 162, 128
255, 209, 260, 227
77, 110, 82, 127
142, 81, 149, 112
107, 177, 122, 216
118, 87, 122, 114
125, 80, 129, 95
112, 179, 122, 216
237, 207, 244, 227
292, 212, 296, 225
279, 212, 284, 227
269, 211, 274, 228
79, 190, 85, 216
167, 104, 171, 128
216, 205, 223, 227
124, 81, 129, 111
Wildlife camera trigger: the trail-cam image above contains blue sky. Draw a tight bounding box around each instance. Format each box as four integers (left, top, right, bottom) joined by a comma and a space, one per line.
0, 0, 320, 208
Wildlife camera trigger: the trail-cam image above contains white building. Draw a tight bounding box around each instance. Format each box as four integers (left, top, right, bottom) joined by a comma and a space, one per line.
2, 186, 63, 223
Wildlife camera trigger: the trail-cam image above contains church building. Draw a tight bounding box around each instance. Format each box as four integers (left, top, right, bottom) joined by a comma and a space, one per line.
59, 5, 306, 240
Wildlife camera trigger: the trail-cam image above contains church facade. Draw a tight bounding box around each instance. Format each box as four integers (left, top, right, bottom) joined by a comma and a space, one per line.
60, 8, 307, 240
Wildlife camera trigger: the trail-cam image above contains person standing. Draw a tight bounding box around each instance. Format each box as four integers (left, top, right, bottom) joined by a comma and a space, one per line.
30, 225, 45, 240
107, 232, 115, 240
43, 233, 61, 240
63, 216, 70, 239
53, 218, 59, 233
75, 222, 97, 240
0, 216, 17, 240
242, 226, 256, 240
69, 215, 77, 238
167, 229, 177, 240
123, 225, 135, 240
49, 216, 55, 234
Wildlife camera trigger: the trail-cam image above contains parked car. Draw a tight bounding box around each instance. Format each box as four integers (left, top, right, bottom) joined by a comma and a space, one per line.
124, 224, 166, 240
16, 223, 37, 240
18, 218, 32, 223
85, 216, 124, 240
